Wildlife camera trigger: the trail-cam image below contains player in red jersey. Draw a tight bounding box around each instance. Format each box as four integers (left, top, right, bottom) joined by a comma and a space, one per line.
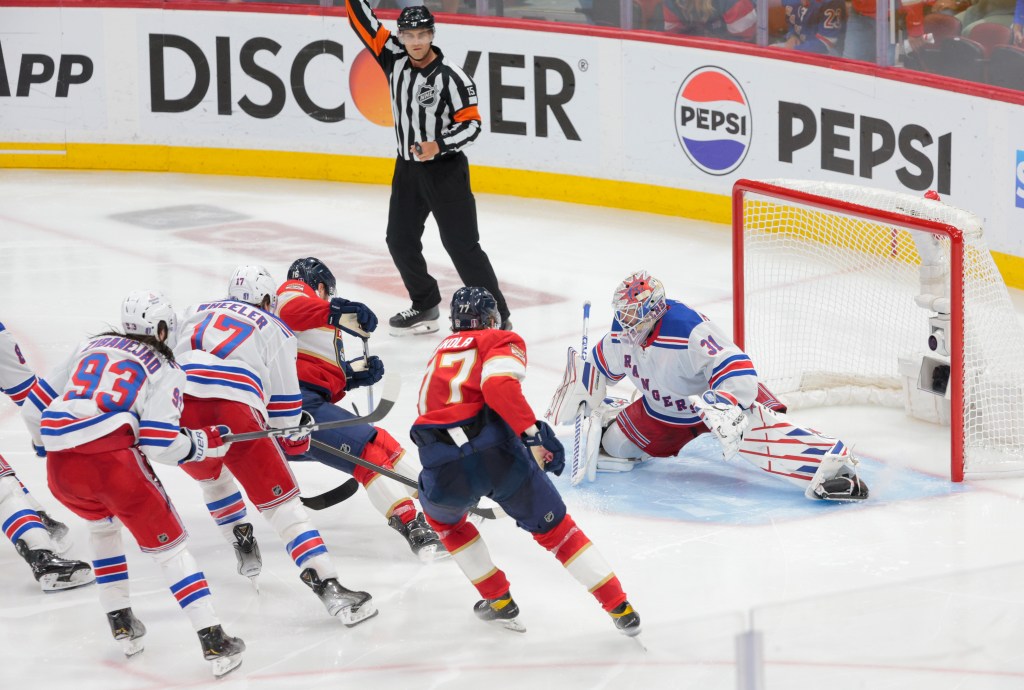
411, 286, 641, 636
276, 257, 444, 560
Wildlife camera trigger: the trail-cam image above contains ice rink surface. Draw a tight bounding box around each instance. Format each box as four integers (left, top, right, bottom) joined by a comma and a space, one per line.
2, 169, 1024, 689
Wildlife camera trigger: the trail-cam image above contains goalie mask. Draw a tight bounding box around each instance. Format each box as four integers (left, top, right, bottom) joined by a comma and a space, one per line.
121, 290, 177, 343
450, 286, 500, 332
613, 270, 667, 346
228, 265, 278, 311
288, 257, 336, 298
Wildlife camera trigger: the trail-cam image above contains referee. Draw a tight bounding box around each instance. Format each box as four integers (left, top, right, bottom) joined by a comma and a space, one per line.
346, 1, 511, 336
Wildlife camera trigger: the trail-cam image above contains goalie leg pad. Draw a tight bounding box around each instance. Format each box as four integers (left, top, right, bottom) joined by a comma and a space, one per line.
545, 347, 607, 426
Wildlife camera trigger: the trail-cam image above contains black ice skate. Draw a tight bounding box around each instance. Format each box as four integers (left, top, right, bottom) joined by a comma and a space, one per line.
231, 522, 262, 590
299, 567, 378, 627
388, 513, 448, 562
107, 607, 147, 657
389, 305, 440, 336
15, 539, 94, 592
812, 474, 869, 501
609, 600, 642, 637
197, 624, 245, 678
37, 511, 71, 552
473, 591, 525, 633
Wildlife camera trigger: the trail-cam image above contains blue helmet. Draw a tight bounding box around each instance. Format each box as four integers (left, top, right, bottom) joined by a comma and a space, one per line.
397, 5, 435, 30
450, 287, 500, 332
288, 257, 336, 297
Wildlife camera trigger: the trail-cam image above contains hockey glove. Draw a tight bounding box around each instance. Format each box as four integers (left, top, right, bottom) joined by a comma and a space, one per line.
180, 425, 232, 464
327, 298, 378, 337
31, 442, 45, 458
522, 420, 566, 476
690, 390, 749, 458
276, 410, 314, 456
342, 356, 385, 391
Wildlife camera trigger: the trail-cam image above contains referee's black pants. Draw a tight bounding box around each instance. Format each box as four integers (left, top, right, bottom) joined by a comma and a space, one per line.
385, 152, 509, 320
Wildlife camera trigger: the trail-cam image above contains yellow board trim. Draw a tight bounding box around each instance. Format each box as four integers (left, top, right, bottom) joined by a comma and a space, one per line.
3, 141, 1021, 289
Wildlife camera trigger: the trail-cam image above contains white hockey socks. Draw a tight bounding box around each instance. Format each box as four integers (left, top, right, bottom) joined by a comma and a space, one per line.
197, 469, 249, 543
88, 518, 132, 614
153, 543, 219, 632
0, 475, 51, 552
264, 496, 337, 581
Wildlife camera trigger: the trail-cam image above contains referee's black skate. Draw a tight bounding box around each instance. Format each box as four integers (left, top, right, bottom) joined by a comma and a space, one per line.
300, 567, 378, 627
389, 305, 440, 336
198, 624, 245, 677
473, 591, 525, 633
107, 607, 146, 657
15, 538, 94, 592
388, 512, 447, 562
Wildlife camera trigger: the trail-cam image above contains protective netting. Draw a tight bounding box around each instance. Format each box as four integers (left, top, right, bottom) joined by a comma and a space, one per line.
738, 179, 1024, 476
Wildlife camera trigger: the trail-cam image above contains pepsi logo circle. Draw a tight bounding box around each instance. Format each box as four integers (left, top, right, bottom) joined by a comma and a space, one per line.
674, 67, 752, 176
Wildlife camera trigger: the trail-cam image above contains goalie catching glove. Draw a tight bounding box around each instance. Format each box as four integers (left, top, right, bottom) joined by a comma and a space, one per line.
276, 410, 315, 456
690, 390, 749, 458
545, 346, 607, 426
179, 425, 232, 464
522, 420, 565, 476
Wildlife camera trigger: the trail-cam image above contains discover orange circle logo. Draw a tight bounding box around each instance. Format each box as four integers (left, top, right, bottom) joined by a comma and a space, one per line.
349, 49, 393, 128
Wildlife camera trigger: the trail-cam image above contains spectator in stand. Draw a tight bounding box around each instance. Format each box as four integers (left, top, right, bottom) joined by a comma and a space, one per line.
776, 0, 847, 54
1015, 0, 1024, 44
662, 0, 757, 40
844, 0, 928, 62
956, 0, 1016, 33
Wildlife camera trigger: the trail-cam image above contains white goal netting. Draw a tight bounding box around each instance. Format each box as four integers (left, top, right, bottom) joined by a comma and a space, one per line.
736, 179, 1024, 478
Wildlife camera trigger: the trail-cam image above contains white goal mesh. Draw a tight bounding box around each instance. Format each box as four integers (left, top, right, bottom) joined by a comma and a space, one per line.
734, 179, 1024, 479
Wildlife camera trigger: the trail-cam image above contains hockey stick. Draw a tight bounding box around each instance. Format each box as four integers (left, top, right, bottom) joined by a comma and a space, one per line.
570, 301, 592, 486
222, 375, 399, 443
362, 337, 375, 414
309, 439, 506, 520
300, 478, 360, 510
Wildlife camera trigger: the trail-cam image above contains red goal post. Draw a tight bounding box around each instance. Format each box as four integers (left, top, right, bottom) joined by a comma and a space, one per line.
732, 179, 1024, 482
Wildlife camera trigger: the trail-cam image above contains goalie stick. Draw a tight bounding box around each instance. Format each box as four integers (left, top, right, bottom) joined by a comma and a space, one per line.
309, 439, 506, 520
222, 375, 399, 443
570, 301, 592, 486
300, 478, 360, 510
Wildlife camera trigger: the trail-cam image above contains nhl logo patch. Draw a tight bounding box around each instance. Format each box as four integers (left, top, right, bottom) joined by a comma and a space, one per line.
544, 511, 554, 523
417, 84, 438, 107
272, 485, 283, 496
158, 533, 169, 543
340, 443, 351, 453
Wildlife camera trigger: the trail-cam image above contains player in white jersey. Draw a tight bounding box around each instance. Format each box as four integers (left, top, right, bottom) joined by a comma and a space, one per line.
21, 315, 245, 677
548, 271, 868, 501
173, 267, 377, 626
0, 321, 94, 591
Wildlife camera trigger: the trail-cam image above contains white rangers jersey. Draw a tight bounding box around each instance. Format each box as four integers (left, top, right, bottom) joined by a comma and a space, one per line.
33, 335, 194, 464
0, 322, 57, 414
590, 299, 759, 426
174, 299, 303, 429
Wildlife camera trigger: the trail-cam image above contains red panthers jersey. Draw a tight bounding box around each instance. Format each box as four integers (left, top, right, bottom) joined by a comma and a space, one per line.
415, 328, 536, 435
275, 280, 349, 402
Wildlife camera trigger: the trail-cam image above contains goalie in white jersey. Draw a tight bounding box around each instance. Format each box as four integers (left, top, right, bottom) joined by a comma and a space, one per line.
20, 309, 245, 677
0, 322, 94, 592
548, 271, 868, 501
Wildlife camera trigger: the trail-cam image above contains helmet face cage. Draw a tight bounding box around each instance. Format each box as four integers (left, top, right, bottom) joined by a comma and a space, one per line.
288, 257, 336, 298
612, 271, 667, 346
122, 290, 177, 342
450, 287, 500, 332
228, 265, 278, 311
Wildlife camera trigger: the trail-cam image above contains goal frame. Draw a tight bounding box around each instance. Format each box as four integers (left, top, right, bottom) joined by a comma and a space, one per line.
731, 179, 967, 482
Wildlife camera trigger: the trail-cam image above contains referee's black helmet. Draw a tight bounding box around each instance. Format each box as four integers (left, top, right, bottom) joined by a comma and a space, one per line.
397, 6, 435, 30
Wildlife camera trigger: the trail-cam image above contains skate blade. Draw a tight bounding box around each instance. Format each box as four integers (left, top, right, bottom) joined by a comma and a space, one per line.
485, 617, 526, 633
211, 653, 243, 678
416, 544, 451, 563
248, 575, 260, 594
41, 570, 96, 592
119, 637, 145, 657
338, 601, 379, 627
628, 633, 647, 651
389, 321, 439, 337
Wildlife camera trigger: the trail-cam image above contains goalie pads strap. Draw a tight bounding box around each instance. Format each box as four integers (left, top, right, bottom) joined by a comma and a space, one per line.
545, 347, 607, 426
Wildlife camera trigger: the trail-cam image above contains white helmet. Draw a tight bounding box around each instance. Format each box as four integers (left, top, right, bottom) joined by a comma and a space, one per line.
612, 270, 667, 347
121, 290, 177, 342
228, 265, 278, 310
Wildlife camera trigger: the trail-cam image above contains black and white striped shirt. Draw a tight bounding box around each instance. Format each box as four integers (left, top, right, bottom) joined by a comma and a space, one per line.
346, 0, 482, 161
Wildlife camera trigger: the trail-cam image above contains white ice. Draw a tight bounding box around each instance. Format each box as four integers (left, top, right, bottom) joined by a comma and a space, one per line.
2, 170, 1024, 689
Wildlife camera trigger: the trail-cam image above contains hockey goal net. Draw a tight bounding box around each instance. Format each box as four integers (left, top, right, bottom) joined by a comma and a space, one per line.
733, 179, 1024, 481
